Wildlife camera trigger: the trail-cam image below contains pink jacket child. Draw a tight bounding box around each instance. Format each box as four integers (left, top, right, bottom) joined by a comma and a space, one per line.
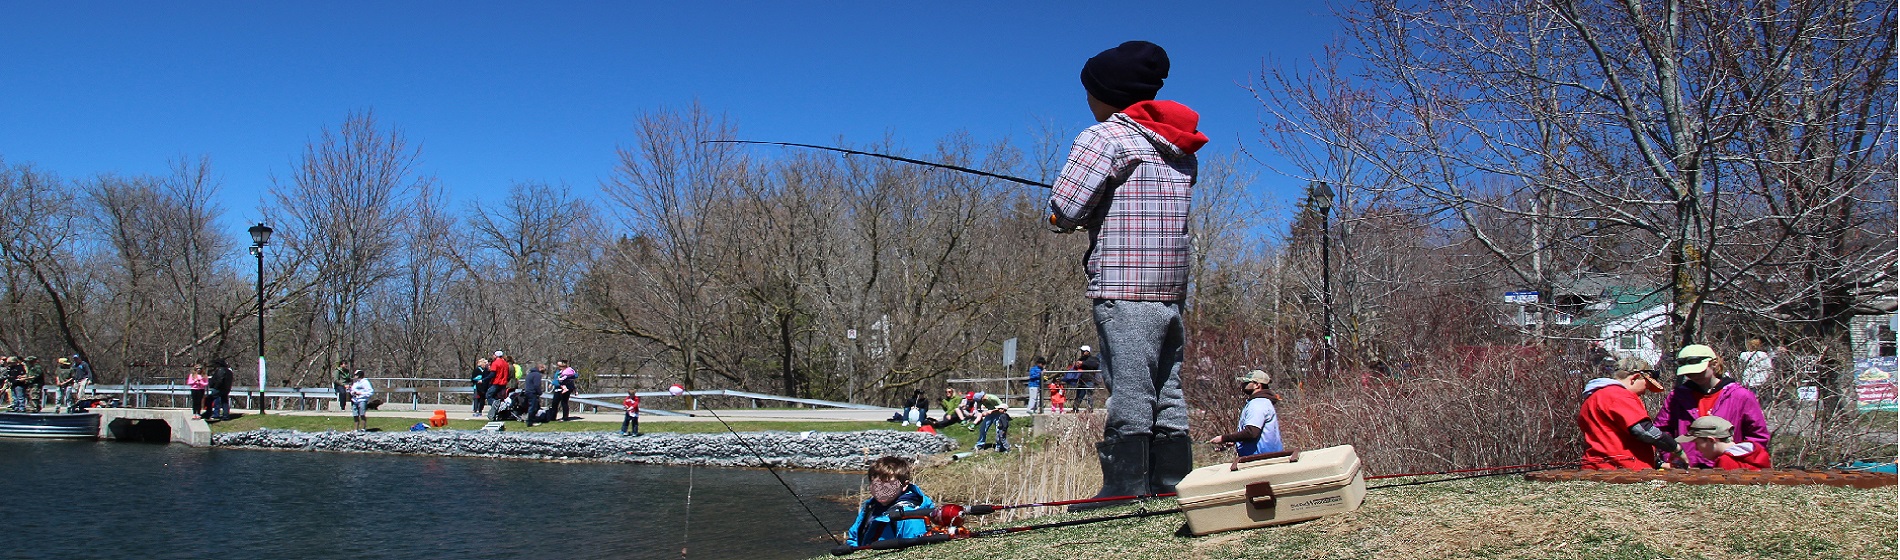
1657, 345, 1770, 468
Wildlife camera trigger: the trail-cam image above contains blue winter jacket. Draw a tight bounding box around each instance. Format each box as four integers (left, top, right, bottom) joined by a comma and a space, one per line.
844, 484, 935, 547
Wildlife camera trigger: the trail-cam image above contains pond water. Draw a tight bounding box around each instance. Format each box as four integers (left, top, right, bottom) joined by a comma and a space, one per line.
3, 440, 861, 560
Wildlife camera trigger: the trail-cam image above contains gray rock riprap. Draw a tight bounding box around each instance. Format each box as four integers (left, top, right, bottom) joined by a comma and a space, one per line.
213, 428, 956, 470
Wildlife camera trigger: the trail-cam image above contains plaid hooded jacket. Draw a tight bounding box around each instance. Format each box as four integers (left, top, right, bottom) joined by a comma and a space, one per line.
1048, 100, 1206, 301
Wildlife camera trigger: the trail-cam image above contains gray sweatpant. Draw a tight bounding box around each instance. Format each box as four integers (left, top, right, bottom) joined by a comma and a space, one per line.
1092, 299, 1188, 440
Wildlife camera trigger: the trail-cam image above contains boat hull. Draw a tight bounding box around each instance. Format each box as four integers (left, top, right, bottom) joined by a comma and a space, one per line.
0, 412, 101, 439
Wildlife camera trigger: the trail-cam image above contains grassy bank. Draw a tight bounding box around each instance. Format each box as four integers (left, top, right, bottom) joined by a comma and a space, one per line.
828, 474, 1896, 560
208, 413, 895, 435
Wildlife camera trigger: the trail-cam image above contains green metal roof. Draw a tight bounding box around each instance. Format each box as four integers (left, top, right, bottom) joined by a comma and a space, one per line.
1572, 286, 1668, 326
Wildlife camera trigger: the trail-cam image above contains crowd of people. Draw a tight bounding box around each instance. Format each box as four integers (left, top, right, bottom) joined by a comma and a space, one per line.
2, 355, 95, 413
466, 351, 584, 428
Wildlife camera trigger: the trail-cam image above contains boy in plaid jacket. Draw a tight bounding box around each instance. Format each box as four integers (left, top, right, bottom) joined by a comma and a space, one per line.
1048, 40, 1207, 510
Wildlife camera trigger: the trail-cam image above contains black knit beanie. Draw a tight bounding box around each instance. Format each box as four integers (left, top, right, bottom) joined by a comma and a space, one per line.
1080, 40, 1169, 109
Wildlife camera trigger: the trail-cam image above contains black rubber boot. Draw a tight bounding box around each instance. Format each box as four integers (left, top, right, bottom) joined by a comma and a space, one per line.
1149, 432, 1194, 495
1070, 436, 1150, 512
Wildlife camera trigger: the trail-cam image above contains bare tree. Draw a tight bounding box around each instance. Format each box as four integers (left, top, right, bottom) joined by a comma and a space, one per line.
269, 110, 430, 385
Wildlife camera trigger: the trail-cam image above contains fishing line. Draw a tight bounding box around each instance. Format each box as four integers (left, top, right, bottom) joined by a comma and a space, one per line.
681, 464, 694, 559
701, 406, 845, 545
702, 139, 1052, 189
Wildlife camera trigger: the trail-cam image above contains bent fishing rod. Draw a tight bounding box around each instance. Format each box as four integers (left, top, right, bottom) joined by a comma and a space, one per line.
692, 405, 845, 546
701, 139, 1052, 189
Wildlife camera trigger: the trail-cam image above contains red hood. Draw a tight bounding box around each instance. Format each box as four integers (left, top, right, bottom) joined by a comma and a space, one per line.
1121, 100, 1208, 154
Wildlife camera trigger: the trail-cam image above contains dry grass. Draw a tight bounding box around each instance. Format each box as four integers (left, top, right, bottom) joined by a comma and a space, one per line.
901, 414, 1109, 523
828, 476, 1898, 560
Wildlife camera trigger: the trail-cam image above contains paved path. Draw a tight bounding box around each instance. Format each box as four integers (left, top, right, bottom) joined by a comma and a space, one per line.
163, 406, 901, 423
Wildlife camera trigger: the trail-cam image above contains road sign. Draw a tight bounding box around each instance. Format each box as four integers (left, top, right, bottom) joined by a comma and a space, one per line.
1002, 337, 1018, 366
1503, 291, 1540, 304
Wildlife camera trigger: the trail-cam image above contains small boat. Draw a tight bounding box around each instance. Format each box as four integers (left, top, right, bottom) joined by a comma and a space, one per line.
0, 411, 102, 439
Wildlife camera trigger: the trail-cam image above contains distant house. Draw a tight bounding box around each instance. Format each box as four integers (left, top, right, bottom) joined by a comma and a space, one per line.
1851, 296, 1898, 359
1571, 287, 1671, 365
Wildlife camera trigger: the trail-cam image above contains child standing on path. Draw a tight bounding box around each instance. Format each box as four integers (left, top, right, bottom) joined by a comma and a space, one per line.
349, 372, 374, 431
622, 390, 641, 436
1047, 40, 1207, 509
1049, 381, 1067, 414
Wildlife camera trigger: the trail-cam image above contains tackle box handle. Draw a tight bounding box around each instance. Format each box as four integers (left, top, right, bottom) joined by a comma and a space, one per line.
1231, 449, 1299, 471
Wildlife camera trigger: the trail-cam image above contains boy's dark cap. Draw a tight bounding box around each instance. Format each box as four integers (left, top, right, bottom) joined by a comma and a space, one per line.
1081, 40, 1169, 109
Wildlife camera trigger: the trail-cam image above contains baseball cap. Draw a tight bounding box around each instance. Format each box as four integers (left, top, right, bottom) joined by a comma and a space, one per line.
1615, 358, 1666, 392
1079, 345, 1092, 352
1676, 345, 1718, 375
494, 350, 505, 357
1675, 415, 1734, 442
1235, 370, 1271, 385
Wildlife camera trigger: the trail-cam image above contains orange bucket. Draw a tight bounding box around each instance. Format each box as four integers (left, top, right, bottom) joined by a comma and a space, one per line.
428, 410, 449, 427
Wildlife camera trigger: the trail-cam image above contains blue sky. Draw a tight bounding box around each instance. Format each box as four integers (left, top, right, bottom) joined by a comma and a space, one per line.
1, 1, 1339, 231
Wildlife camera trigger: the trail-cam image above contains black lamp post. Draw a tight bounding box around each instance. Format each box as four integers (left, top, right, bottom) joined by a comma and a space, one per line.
1311, 182, 1334, 381
249, 222, 272, 415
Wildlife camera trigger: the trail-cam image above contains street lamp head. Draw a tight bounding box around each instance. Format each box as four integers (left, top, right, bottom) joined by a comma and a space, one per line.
249, 223, 273, 247
1310, 181, 1334, 212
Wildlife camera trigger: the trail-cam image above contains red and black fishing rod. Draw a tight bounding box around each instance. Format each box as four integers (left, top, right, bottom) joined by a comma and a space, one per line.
829, 505, 1181, 555
1366, 462, 1577, 490
960, 491, 1178, 515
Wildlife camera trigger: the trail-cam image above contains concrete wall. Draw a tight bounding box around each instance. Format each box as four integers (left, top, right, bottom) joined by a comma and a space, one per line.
94, 408, 211, 447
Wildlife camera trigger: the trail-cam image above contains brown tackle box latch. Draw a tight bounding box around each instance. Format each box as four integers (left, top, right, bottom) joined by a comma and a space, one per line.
1244, 481, 1276, 509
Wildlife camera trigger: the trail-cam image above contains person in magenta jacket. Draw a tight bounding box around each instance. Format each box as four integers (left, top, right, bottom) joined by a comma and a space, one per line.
1656, 344, 1770, 468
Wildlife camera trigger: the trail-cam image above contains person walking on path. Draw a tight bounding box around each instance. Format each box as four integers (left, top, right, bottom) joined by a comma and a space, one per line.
522, 365, 545, 426
551, 360, 578, 421
186, 363, 210, 418
1025, 356, 1047, 414
1577, 359, 1677, 470
349, 372, 374, 431
1657, 344, 1771, 468
331, 360, 353, 413
621, 390, 641, 436
1206, 370, 1282, 457
1046, 40, 1207, 510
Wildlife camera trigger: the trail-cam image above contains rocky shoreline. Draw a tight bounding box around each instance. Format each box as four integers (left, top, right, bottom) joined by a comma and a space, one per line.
213, 428, 957, 471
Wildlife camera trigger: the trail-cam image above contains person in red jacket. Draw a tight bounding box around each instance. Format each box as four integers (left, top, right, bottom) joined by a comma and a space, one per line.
485, 352, 511, 420
1577, 360, 1679, 469
621, 390, 641, 436
1676, 415, 1771, 470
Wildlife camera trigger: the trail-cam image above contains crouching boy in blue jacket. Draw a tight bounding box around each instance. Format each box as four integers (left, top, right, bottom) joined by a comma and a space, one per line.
845, 456, 935, 547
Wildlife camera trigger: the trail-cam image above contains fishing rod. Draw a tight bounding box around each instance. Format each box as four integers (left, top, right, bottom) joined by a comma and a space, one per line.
1366, 462, 1577, 491
702, 139, 1052, 189
696, 406, 845, 546
1365, 461, 1576, 481
959, 491, 1178, 515
829, 505, 1182, 555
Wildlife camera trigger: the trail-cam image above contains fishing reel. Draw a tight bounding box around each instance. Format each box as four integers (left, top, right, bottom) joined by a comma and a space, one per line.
891, 503, 971, 536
